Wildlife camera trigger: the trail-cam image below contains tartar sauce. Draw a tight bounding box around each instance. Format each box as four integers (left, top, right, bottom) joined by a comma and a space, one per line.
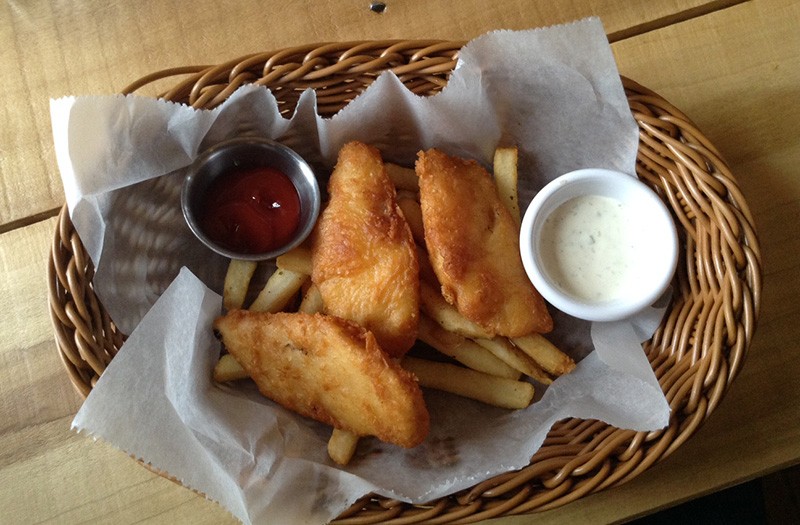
539, 194, 642, 302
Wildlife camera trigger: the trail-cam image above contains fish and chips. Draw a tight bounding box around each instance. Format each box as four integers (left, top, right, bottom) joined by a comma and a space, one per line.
211, 140, 575, 466
416, 148, 553, 337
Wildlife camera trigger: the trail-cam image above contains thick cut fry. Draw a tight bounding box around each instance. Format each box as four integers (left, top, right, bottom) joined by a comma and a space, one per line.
419, 281, 491, 339
397, 196, 425, 246
417, 315, 520, 379
276, 246, 313, 275
417, 148, 552, 336
396, 189, 418, 202
223, 260, 258, 311
312, 142, 420, 357
213, 353, 249, 382
416, 246, 439, 286
385, 162, 419, 192
402, 356, 534, 409
298, 284, 324, 314
215, 310, 429, 448
511, 334, 576, 376
474, 337, 553, 384
328, 428, 360, 466
249, 268, 308, 313
492, 146, 521, 225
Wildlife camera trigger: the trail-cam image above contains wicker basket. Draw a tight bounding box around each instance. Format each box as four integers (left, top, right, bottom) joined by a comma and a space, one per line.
48, 40, 762, 523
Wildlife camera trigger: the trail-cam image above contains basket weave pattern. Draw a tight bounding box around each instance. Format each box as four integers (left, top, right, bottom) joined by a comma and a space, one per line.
47, 40, 762, 523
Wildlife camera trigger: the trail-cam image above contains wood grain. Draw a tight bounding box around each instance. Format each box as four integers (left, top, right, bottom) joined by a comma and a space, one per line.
0, 0, 735, 230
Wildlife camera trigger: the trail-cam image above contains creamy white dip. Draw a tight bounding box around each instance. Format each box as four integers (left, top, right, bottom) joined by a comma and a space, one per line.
539, 194, 642, 302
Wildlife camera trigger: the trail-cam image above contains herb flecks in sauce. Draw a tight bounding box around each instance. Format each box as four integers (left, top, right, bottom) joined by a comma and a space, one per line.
539, 195, 642, 302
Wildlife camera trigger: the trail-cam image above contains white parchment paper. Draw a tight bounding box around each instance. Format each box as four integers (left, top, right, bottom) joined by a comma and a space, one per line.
55, 18, 671, 524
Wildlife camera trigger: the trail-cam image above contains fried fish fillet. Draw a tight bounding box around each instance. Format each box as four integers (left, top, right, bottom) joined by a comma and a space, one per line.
311, 141, 419, 357
416, 149, 552, 336
214, 310, 429, 448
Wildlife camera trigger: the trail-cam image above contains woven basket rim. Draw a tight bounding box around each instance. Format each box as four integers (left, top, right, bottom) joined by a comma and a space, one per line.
47, 39, 762, 524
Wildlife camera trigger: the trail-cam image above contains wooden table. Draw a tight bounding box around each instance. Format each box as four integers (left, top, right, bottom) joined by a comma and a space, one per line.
1, 1, 797, 523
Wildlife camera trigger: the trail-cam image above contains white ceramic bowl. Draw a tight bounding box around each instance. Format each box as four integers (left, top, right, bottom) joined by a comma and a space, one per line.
520, 168, 678, 322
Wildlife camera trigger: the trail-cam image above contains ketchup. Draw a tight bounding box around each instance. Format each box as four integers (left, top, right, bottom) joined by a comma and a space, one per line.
199, 166, 301, 254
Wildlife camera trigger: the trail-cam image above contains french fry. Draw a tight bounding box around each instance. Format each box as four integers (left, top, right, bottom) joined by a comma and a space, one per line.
396, 189, 418, 202
511, 334, 576, 376
275, 246, 313, 275
474, 337, 553, 385
298, 284, 324, 314
249, 268, 309, 313
223, 259, 258, 311
385, 162, 419, 192
416, 246, 439, 286
213, 353, 249, 382
397, 196, 425, 246
492, 146, 521, 225
417, 315, 520, 379
419, 281, 492, 339
328, 428, 360, 466
402, 356, 535, 409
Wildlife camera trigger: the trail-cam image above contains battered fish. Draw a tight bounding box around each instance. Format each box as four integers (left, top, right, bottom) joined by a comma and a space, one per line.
214, 310, 430, 448
311, 141, 419, 357
416, 149, 552, 336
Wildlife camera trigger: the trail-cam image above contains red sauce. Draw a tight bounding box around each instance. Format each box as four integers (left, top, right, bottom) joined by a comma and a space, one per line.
199, 166, 301, 254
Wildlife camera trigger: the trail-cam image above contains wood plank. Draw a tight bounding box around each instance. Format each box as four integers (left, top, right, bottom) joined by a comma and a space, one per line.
0, 416, 234, 524
0, 0, 729, 231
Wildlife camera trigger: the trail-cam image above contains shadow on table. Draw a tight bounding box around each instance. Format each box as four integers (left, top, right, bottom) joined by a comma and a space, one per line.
630, 463, 800, 525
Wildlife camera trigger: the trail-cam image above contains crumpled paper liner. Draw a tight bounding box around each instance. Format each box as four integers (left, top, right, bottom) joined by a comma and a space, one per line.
54, 18, 671, 525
